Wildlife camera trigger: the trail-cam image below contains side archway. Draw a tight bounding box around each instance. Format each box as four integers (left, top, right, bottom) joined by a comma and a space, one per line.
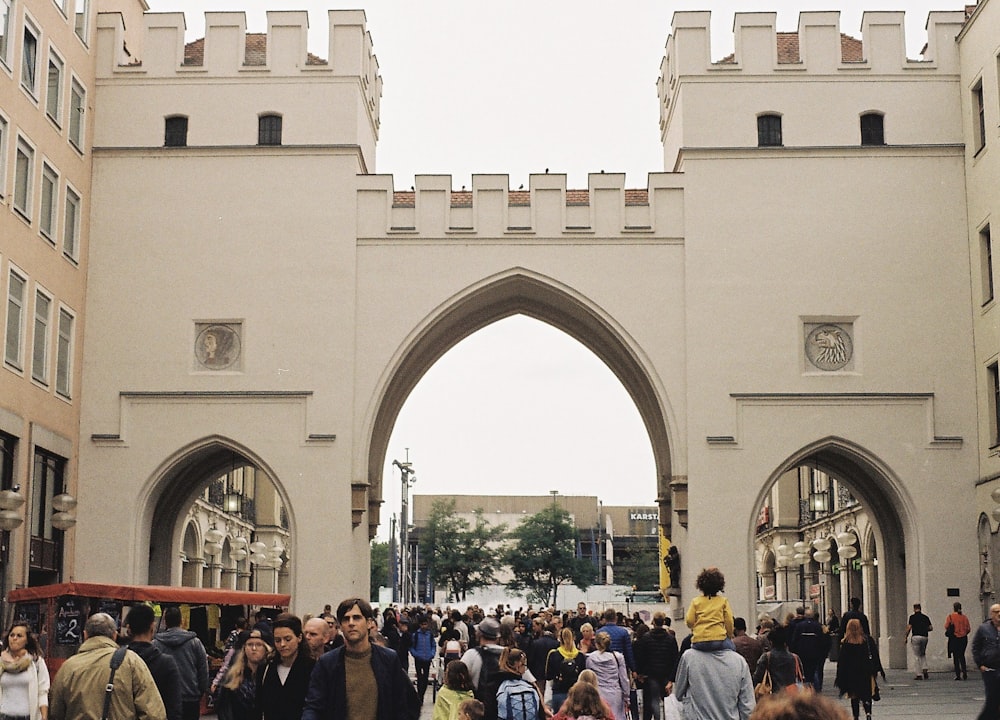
751, 437, 915, 667
361, 268, 680, 539
139, 436, 293, 588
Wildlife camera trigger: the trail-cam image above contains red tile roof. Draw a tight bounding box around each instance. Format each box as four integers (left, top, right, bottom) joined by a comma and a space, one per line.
183, 33, 327, 67
389, 189, 650, 209
716, 32, 863, 64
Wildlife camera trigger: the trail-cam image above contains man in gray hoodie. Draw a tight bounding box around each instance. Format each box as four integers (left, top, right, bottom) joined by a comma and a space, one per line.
153, 606, 209, 720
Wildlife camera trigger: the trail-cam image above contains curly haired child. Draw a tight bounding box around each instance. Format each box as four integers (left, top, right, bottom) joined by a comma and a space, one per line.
685, 567, 735, 651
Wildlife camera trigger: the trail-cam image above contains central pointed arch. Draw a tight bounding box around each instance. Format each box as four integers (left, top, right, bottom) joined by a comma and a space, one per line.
362, 268, 679, 538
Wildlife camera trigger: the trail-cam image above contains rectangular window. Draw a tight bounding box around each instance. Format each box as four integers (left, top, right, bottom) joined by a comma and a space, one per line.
46, 53, 63, 124
5, 269, 26, 370
69, 79, 87, 152
31, 290, 50, 385
983, 225, 995, 306
164, 116, 188, 147
40, 163, 58, 240
30, 448, 65, 583
860, 113, 885, 146
757, 114, 782, 147
21, 23, 39, 96
74, 0, 90, 44
258, 115, 282, 146
63, 187, 80, 261
974, 81, 987, 154
991, 362, 1000, 447
55, 308, 73, 398
0, 0, 11, 68
68, 80, 84, 150
0, 432, 14, 493
0, 116, 7, 199
14, 139, 34, 219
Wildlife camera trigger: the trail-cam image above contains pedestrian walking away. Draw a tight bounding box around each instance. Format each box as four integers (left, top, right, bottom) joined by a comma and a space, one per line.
904, 603, 932, 680
945, 602, 972, 681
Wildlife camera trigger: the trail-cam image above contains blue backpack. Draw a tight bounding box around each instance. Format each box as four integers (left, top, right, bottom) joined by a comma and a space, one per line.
497, 678, 538, 720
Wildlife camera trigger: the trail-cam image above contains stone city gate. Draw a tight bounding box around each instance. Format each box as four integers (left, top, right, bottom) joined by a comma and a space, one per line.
73, 8, 979, 669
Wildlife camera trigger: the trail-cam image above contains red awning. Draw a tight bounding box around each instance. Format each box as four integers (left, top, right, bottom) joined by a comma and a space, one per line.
8, 582, 290, 607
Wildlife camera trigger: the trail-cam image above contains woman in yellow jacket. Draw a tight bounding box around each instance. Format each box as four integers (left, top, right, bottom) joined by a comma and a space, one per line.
433, 660, 475, 720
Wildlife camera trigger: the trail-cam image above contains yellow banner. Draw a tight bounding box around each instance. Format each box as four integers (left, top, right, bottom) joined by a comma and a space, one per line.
659, 526, 672, 596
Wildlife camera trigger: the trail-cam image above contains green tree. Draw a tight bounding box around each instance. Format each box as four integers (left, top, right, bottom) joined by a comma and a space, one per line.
370, 541, 390, 601
420, 498, 504, 601
614, 537, 660, 591
504, 505, 596, 607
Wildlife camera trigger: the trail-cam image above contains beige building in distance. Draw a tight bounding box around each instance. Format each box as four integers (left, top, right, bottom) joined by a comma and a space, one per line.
2, 2, 999, 675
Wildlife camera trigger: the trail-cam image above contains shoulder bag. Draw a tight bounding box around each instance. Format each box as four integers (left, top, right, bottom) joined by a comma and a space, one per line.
753, 654, 772, 700
102, 646, 129, 720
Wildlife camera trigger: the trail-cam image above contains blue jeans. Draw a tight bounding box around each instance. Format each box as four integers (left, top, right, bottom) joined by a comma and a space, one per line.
692, 638, 735, 651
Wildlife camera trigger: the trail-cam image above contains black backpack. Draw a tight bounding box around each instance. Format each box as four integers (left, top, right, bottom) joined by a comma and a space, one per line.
475, 647, 503, 720
553, 653, 581, 688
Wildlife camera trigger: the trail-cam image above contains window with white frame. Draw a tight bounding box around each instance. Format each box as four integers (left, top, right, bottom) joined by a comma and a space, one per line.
55, 307, 73, 398
0, 115, 7, 199
74, 0, 90, 44
46, 52, 63, 125
14, 138, 34, 219
21, 21, 40, 97
31, 289, 51, 385
0, 0, 11, 69
63, 186, 80, 261
68, 79, 84, 150
40, 163, 58, 240
5, 269, 26, 370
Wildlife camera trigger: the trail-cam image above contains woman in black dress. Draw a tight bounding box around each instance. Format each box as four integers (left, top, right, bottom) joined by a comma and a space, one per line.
834, 619, 884, 720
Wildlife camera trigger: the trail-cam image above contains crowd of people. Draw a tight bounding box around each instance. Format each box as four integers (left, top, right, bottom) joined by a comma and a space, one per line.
0, 575, 993, 720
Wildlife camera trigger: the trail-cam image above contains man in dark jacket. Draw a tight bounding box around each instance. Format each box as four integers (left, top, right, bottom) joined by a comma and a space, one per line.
634, 611, 679, 720
972, 603, 1000, 720
127, 604, 183, 720
153, 606, 210, 720
790, 608, 828, 690
302, 597, 418, 720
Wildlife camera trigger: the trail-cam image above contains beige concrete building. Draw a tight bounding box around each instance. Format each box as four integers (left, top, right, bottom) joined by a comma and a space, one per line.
2, 2, 998, 674
0, 0, 147, 603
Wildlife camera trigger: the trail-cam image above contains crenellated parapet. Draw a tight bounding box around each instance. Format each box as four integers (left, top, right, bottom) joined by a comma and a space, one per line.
94, 9, 381, 158
658, 9, 968, 161
356, 173, 685, 240
661, 9, 965, 83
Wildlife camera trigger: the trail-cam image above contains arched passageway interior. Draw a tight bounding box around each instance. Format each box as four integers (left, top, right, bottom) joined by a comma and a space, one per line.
364, 272, 679, 542
146, 440, 290, 594
753, 440, 908, 666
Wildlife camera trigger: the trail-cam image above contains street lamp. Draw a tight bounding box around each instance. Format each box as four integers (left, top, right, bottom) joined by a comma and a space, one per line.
393, 458, 417, 604
837, 531, 858, 600
812, 537, 832, 618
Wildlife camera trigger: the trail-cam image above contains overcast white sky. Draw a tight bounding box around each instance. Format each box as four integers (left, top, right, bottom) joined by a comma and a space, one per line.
159, 1, 946, 539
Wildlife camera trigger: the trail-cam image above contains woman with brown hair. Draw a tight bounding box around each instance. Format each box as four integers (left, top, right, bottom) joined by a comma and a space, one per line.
0, 622, 50, 720
834, 619, 884, 720
555, 682, 609, 720
432, 660, 475, 720
497, 648, 544, 720
750, 693, 850, 720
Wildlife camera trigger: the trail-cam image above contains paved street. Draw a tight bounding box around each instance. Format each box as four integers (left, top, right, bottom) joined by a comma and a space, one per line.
413, 665, 985, 719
